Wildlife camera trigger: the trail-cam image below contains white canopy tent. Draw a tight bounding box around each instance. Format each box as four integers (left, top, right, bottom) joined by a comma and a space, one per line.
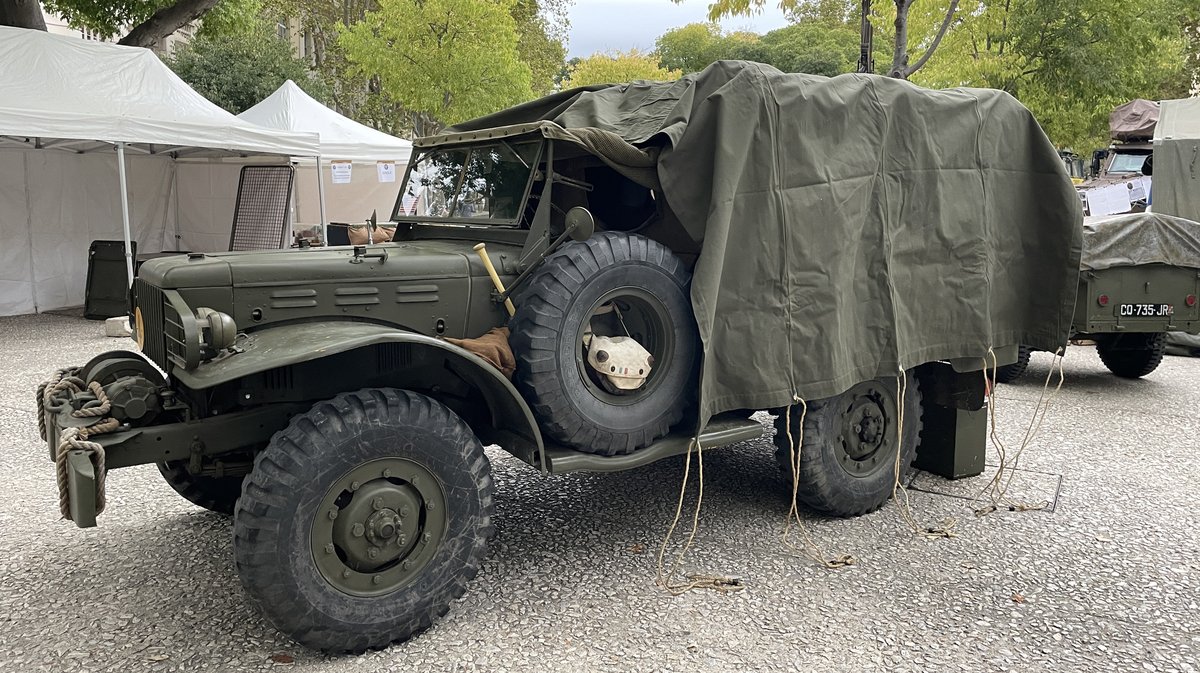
0, 27, 319, 316
237, 80, 414, 241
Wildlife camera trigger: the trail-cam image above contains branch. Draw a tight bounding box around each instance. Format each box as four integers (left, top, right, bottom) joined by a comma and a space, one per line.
897, 0, 960, 79
117, 0, 221, 48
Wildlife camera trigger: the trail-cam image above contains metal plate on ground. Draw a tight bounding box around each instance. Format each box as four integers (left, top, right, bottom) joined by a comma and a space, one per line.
907, 463, 1063, 513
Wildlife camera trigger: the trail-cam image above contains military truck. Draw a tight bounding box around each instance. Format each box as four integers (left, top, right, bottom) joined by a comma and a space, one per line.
35, 63, 1083, 652
995, 213, 1200, 383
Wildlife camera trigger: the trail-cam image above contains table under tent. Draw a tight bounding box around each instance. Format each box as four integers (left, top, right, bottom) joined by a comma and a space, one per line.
0, 27, 319, 318
236, 80, 414, 245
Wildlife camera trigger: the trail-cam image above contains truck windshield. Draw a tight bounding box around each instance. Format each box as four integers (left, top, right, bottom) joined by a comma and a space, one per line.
1108, 152, 1149, 174
395, 141, 541, 223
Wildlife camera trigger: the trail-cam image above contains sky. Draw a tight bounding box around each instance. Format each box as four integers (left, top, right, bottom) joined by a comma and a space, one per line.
565, 0, 791, 58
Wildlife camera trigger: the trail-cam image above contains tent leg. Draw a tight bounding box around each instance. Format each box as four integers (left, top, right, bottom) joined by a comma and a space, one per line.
116, 142, 135, 288
315, 156, 328, 245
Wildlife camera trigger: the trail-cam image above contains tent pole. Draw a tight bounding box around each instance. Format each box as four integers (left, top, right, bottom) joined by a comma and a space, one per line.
116, 142, 135, 287
315, 156, 329, 244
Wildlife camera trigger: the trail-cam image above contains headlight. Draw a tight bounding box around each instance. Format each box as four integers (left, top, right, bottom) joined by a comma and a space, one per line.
194, 307, 237, 360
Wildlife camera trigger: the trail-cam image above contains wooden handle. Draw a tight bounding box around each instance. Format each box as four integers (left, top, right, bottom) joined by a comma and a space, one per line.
473, 243, 516, 316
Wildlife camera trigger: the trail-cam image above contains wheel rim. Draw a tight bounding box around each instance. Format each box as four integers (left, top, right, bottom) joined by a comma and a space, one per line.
310, 458, 447, 597
835, 380, 898, 478
573, 287, 675, 406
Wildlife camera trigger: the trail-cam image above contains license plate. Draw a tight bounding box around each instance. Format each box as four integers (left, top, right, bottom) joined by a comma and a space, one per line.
1117, 303, 1173, 317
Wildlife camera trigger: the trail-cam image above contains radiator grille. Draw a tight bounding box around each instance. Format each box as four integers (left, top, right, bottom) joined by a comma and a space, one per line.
135, 280, 185, 371
135, 279, 167, 370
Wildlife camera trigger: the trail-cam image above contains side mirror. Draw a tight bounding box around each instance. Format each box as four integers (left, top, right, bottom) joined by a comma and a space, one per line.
565, 207, 595, 241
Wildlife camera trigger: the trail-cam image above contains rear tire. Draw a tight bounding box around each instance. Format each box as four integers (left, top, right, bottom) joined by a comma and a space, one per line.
234, 389, 493, 653
1096, 333, 1167, 378
994, 345, 1031, 384
157, 461, 244, 515
510, 232, 699, 455
773, 373, 923, 518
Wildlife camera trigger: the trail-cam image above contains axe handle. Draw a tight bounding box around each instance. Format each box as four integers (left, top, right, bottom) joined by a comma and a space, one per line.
473, 243, 516, 317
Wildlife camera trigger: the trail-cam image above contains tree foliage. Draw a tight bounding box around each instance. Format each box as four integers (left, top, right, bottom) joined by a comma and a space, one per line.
340, 0, 532, 135
913, 0, 1197, 151
704, 0, 959, 78
564, 49, 682, 88
167, 30, 325, 113
654, 20, 859, 77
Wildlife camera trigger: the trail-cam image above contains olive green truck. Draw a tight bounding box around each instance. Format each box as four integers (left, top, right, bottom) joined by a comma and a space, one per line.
34, 64, 1087, 652
996, 213, 1200, 383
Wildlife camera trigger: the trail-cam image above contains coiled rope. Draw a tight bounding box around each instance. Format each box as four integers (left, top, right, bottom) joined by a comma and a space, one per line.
39, 370, 118, 519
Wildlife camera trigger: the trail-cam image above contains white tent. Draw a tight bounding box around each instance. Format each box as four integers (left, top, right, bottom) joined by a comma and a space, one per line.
238, 81, 414, 240
0, 27, 319, 316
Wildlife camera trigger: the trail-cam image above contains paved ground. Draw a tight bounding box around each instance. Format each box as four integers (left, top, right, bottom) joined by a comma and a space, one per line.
1, 312, 1197, 673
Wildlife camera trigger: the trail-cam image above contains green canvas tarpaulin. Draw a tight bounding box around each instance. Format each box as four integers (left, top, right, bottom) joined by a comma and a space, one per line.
454, 61, 1083, 423
1152, 98, 1200, 223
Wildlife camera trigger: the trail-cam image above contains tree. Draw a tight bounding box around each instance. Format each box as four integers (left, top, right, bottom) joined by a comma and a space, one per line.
167, 30, 326, 113
655, 23, 730, 73
0, 0, 258, 46
564, 49, 682, 88
340, 0, 532, 136
512, 0, 568, 95
704, 0, 961, 79
653, 21, 860, 77
744, 22, 860, 75
914, 0, 1195, 151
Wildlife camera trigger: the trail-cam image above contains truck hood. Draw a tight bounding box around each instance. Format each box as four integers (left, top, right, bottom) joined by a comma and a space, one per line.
137, 240, 522, 290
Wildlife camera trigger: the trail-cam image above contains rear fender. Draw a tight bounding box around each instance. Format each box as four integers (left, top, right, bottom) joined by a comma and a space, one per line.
171, 322, 546, 470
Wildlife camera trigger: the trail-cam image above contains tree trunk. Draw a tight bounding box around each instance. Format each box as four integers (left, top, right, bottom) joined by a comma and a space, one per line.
889, 0, 960, 80
0, 0, 48, 30
117, 0, 220, 48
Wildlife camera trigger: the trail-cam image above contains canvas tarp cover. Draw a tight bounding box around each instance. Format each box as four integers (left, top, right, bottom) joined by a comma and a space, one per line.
452, 61, 1083, 423
1152, 98, 1200, 223
1081, 213, 1200, 270
1110, 99, 1159, 141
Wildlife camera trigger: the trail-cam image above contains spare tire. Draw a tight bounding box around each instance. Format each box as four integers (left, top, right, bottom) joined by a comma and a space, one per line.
510, 232, 699, 455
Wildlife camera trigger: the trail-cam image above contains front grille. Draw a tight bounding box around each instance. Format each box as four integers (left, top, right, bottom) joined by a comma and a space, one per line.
135, 279, 168, 370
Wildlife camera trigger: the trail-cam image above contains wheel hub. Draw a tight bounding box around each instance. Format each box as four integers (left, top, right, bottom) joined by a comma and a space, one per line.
837, 382, 897, 477
312, 458, 446, 597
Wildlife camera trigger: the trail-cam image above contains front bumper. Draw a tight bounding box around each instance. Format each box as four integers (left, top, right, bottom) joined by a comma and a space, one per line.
41, 371, 303, 528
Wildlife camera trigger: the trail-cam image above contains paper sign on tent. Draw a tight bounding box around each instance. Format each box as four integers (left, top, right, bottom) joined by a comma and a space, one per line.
377, 161, 396, 183
330, 160, 352, 184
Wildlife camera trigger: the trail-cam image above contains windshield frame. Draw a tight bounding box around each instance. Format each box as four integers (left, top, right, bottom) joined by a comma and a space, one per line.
390, 138, 546, 226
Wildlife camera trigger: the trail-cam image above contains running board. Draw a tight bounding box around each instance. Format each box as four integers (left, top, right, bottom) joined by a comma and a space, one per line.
542, 416, 765, 474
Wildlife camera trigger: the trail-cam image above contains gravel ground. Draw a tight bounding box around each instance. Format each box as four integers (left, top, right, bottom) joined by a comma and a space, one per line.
1, 312, 1198, 673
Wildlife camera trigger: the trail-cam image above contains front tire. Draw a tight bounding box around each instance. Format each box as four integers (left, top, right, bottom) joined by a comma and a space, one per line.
1096, 333, 1167, 378
773, 374, 923, 518
234, 389, 494, 653
157, 461, 244, 515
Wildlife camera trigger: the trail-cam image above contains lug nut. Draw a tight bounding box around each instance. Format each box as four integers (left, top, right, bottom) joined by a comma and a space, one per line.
372, 575, 382, 585
327, 509, 338, 521
400, 506, 410, 517
342, 569, 351, 578
372, 497, 384, 511
368, 547, 379, 559
402, 560, 412, 570
324, 543, 335, 554
351, 523, 365, 537
350, 481, 361, 491
383, 468, 392, 478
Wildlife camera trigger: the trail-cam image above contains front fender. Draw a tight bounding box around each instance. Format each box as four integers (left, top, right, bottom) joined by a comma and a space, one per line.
172, 322, 546, 469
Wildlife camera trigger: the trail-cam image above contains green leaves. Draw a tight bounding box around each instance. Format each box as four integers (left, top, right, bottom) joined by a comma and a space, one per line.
166, 30, 327, 113
563, 49, 682, 88
340, 0, 532, 132
913, 0, 1192, 151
